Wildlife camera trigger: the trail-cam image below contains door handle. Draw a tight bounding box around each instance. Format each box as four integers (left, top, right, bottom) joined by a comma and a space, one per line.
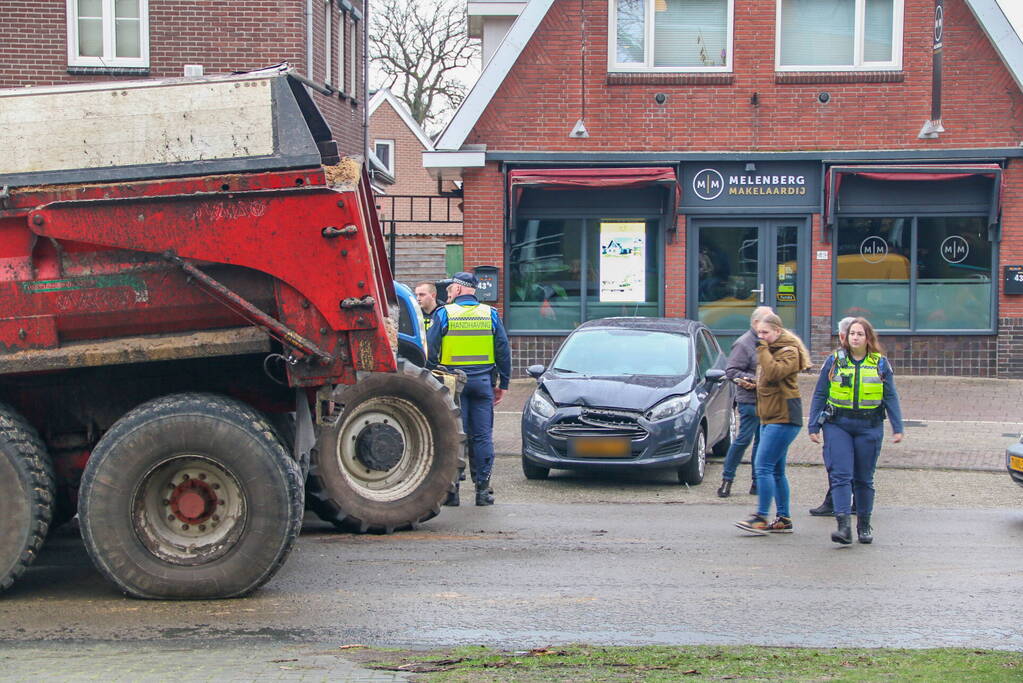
750, 284, 764, 303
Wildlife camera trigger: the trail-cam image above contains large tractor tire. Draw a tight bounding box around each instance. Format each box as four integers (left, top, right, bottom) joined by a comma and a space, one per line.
306, 360, 465, 534
0, 403, 55, 594
78, 393, 303, 600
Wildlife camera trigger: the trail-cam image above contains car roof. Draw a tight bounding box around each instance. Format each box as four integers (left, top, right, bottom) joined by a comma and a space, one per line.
573, 317, 703, 334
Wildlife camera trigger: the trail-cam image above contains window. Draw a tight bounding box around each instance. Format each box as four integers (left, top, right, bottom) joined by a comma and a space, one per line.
374, 140, 394, 175
834, 216, 994, 332
338, 11, 347, 93
777, 0, 903, 71
350, 14, 359, 100
610, 0, 733, 72
324, 0, 333, 87
508, 218, 662, 331
67, 0, 149, 68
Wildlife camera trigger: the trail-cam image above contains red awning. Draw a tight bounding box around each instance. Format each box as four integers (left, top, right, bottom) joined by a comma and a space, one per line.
508, 167, 679, 191
825, 164, 1003, 230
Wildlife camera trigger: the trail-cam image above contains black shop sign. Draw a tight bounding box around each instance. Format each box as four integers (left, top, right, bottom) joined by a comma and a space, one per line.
681, 162, 820, 213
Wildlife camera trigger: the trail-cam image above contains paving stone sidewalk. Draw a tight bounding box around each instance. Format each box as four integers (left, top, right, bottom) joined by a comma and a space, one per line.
0, 642, 409, 682
497, 375, 1023, 472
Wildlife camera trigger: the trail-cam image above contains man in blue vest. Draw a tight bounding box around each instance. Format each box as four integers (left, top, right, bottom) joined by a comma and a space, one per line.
427, 272, 511, 506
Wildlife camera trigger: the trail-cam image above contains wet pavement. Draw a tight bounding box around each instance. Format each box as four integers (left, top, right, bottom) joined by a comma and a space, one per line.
2, 374, 1023, 678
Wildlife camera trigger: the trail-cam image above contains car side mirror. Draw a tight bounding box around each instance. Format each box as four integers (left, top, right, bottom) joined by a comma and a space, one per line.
527, 364, 546, 379
704, 368, 727, 383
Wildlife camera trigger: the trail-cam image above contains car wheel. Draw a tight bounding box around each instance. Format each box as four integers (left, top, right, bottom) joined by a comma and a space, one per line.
678, 428, 706, 485
521, 454, 550, 480
711, 404, 738, 458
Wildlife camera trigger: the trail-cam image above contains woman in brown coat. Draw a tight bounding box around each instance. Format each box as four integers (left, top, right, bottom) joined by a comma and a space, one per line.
735, 312, 811, 535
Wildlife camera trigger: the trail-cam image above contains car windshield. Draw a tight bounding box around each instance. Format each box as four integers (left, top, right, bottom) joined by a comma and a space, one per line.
552, 329, 691, 377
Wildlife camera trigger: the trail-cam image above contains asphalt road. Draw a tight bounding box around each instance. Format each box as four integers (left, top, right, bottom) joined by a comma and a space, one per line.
2, 461, 1022, 657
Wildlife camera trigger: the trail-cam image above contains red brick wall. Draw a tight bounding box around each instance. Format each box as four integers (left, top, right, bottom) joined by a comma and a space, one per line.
460, 0, 1023, 376
468, 0, 1022, 151
0, 0, 366, 156
370, 100, 436, 196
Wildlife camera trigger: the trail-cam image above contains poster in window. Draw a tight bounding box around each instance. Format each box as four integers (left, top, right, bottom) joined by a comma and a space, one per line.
599, 222, 646, 302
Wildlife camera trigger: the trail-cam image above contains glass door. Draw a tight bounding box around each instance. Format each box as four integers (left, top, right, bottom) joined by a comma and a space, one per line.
690, 218, 808, 351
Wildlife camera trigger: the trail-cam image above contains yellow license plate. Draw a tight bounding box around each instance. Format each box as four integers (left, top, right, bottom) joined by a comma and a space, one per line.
571, 437, 630, 458
1010, 455, 1023, 473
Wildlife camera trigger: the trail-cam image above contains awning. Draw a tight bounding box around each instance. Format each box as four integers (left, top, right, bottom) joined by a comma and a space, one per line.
508, 166, 680, 206
824, 164, 1003, 237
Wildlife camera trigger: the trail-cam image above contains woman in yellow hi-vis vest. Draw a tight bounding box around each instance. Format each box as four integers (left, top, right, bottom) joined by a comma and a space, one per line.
807, 317, 904, 545
426, 272, 511, 506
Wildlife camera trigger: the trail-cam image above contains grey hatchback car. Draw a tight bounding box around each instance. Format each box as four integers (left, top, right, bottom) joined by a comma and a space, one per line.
520, 317, 735, 485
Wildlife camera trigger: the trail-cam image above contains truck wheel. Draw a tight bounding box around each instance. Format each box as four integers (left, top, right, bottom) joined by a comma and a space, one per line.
306, 360, 464, 533
78, 393, 303, 600
0, 403, 55, 593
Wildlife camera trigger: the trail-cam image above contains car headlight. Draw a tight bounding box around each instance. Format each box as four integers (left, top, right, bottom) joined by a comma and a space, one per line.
646, 394, 691, 421
529, 390, 556, 419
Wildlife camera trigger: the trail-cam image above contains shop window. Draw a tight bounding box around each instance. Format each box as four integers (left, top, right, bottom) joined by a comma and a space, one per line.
777, 0, 902, 71
834, 216, 993, 332
610, 0, 733, 72
68, 0, 149, 68
509, 218, 661, 332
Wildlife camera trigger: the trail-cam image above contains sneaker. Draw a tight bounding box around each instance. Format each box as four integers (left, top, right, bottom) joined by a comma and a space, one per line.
766, 516, 793, 533
734, 514, 769, 536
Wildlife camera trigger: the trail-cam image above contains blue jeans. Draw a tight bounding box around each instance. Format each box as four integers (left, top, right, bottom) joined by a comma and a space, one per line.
460, 373, 495, 485
822, 416, 883, 516
722, 402, 760, 481
755, 423, 800, 518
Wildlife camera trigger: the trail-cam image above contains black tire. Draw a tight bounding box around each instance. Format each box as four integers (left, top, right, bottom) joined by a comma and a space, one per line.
0, 403, 54, 593
306, 360, 465, 534
711, 404, 738, 458
678, 427, 706, 485
521, 455, 550, 480
78, 393, 303, 600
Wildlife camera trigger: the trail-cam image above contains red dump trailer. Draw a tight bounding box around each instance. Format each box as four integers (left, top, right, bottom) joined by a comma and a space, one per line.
0, 67, 462, 599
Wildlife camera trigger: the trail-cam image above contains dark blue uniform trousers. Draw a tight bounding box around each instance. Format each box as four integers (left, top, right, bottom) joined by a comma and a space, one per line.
822, 415, 884, 516
461, 373, 495, 486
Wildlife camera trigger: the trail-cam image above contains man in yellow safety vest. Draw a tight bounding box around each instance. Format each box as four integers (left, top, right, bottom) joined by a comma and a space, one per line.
427, 272, 511, 506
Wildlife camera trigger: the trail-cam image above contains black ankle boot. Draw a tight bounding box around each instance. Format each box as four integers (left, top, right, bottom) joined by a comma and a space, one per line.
717, 480, 732, 498
857, 514, 873, 544
832, 514, 852, 545
809, 492, 834, 517
749, 480, 757, 495
443, 482, 460, 507
475, 479, 494, 506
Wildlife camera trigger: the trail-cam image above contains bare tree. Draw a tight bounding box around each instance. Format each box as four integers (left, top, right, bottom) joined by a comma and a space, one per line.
370, 0, 478, 129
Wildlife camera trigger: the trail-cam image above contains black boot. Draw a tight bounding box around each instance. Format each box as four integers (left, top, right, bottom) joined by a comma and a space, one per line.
857, 514, 873, 544
809, 491, 834, 517
749, 480, 757, 495
475, 479, 494, 506
443, 482, 460, 507
716, 480, 732, 498
831, 514, 852, 545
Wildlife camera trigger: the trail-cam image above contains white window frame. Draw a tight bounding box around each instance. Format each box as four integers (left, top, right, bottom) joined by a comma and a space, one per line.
775, 0, 904, 72
324, 0, 333, 87
350, 15, 359, 100
338, 11, 347, 94
607, 0, 734, 73
374, 139, 395, 176
67, 0, 150, 68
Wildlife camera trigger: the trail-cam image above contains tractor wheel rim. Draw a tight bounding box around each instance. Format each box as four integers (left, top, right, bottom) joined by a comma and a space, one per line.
336, 397, 433, 502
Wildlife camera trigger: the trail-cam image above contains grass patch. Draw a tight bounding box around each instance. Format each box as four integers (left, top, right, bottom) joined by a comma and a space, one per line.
355, 644, 1022, 681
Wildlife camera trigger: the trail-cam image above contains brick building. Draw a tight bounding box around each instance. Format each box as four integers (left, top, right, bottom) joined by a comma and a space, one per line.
426, 0, 1023, 377
1, 0, 368, 156
368, 88, 464, 285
